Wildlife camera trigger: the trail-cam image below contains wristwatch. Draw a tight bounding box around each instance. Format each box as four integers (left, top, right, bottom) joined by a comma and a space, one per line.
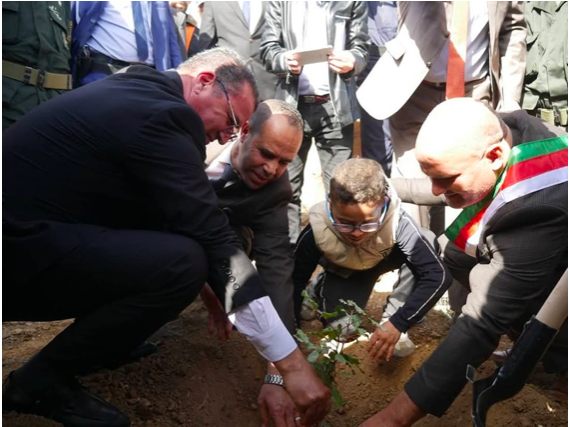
264, 374, 285, 388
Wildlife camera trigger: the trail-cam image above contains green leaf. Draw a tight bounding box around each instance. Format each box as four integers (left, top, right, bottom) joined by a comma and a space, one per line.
321, 311, 340, 319
334, 353, 347, 364
307, 350, 319, 363
294, 329, 317, 350
331, 384, 344, 408
301, 290, 320, 310
342, 354, 361, 365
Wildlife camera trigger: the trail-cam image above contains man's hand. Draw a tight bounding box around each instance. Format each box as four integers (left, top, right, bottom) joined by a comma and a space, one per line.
274, 348, 331, 426
285, 51, 302, 75
328, 51, 356, 74
358, 391, 426, 427
366, 320, 401, 362
200, 283, 233, 340
258, 383, 297, 427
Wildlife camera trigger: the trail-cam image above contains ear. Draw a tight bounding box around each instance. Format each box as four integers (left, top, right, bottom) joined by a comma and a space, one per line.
194, 71, 216, 93
486, 141, 508, 172
240, 121, 250, 141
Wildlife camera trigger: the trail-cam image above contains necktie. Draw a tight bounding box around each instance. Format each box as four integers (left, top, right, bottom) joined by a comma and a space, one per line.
210, 163, 239, 191
132, 1, 149, 62
446, 1, 469, 99
242, 1, 250, 29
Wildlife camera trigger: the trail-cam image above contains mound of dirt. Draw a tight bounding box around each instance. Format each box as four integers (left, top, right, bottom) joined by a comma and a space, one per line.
3, 292, 567, 427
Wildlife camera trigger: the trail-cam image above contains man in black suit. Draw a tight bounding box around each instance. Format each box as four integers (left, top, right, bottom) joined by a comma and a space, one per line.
204, 99, 305, 425
198, 1, 277, 101
3, 47, 330, 427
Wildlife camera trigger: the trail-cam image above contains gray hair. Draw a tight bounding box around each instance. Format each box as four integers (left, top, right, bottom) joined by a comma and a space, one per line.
330, 158, 388, 205
249, 99, 303, 135
178, 47, 260, 102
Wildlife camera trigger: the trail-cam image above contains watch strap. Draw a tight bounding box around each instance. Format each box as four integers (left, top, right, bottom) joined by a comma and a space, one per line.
264, 374, 285, 388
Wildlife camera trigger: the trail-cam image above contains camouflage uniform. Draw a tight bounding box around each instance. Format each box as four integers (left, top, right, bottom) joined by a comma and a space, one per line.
522, 1, 568, 129
2, 1, 72, 131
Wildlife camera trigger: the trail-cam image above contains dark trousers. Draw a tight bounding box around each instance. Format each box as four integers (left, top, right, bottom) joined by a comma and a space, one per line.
302, 228, 439, 335
359, 100, 393, 177
356, 52, 393, 176
287, 99, 353, 245
5, 228, 208, 376
308, 247, 412, 335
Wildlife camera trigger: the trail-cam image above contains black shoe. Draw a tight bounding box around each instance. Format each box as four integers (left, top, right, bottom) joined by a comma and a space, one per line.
3, 372, 130, 427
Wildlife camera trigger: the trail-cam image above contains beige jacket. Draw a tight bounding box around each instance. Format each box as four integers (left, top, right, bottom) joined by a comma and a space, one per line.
309, 186, 401, 272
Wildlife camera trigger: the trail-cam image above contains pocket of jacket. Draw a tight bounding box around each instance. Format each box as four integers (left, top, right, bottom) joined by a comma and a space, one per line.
47, 4, 71, 52
2, 2, 20, 45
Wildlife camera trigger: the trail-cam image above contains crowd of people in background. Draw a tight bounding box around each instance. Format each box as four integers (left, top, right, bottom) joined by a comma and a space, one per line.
2, 2, 568, 427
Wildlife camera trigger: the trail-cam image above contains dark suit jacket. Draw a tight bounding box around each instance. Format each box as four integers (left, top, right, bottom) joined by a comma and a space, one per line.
3, 66, 266, 312
215, 170, 295, 333
197, 1, 277, 101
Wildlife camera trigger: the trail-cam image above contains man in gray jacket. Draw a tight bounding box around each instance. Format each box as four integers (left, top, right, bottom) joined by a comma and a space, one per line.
261, 1, 369, 245
198, 2, 278, 101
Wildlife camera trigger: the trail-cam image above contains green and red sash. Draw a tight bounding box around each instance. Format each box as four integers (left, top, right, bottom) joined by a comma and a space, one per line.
446, 135, 568, 257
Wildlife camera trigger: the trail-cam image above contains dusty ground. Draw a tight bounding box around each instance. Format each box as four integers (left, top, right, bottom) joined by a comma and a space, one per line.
3, 290, 567, 427
3, 147, 566, 426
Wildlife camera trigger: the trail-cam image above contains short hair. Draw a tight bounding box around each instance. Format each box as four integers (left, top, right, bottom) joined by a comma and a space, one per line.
249, 99, 303, 135
329, 158, 388, 205
488, 106, 510, 144
177, 47, 260, 103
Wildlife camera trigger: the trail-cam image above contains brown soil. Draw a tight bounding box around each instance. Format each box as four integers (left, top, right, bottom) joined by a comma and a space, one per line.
3, 292, 567, 427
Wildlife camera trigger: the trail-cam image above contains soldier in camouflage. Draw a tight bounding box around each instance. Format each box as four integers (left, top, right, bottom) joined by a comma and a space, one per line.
522, 1, 568, 130
2, 1, 73, 132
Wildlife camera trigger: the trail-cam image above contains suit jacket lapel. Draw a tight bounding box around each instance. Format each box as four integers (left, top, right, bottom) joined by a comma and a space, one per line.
216, 181, 254, 206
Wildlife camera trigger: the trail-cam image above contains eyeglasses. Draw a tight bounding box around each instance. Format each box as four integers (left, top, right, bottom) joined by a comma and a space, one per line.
216, 78, 240, 140
326, 196, 390, 233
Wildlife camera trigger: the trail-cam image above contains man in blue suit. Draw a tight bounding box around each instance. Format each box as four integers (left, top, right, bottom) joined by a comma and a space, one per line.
71, 1, 183, 86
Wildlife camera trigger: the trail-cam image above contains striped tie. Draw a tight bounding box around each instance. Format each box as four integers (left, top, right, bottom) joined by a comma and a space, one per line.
446, 1, 469, 99
132, 1, 149, 62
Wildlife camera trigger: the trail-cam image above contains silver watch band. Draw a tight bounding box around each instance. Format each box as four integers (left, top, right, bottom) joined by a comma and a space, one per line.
264, 374, 285, 387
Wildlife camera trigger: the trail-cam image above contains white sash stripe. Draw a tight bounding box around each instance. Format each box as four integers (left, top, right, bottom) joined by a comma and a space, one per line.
464, 166, 568, 258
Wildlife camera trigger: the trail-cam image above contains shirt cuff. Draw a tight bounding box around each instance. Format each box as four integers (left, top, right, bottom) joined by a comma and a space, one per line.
229, 296, 298, 362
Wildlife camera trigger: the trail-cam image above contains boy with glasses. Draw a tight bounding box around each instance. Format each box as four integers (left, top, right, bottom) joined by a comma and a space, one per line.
293, 158, 452, 361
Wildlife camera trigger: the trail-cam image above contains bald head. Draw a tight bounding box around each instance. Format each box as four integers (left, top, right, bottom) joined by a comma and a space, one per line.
249, 99, 303, 137
415, 98, 512, 209
416, 98, 505, 163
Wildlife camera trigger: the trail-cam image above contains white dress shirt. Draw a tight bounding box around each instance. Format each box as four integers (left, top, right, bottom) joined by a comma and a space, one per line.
238, 0, 262, 34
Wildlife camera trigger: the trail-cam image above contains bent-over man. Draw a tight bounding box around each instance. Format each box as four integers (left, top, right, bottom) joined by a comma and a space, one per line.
3, 47, 330, 427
